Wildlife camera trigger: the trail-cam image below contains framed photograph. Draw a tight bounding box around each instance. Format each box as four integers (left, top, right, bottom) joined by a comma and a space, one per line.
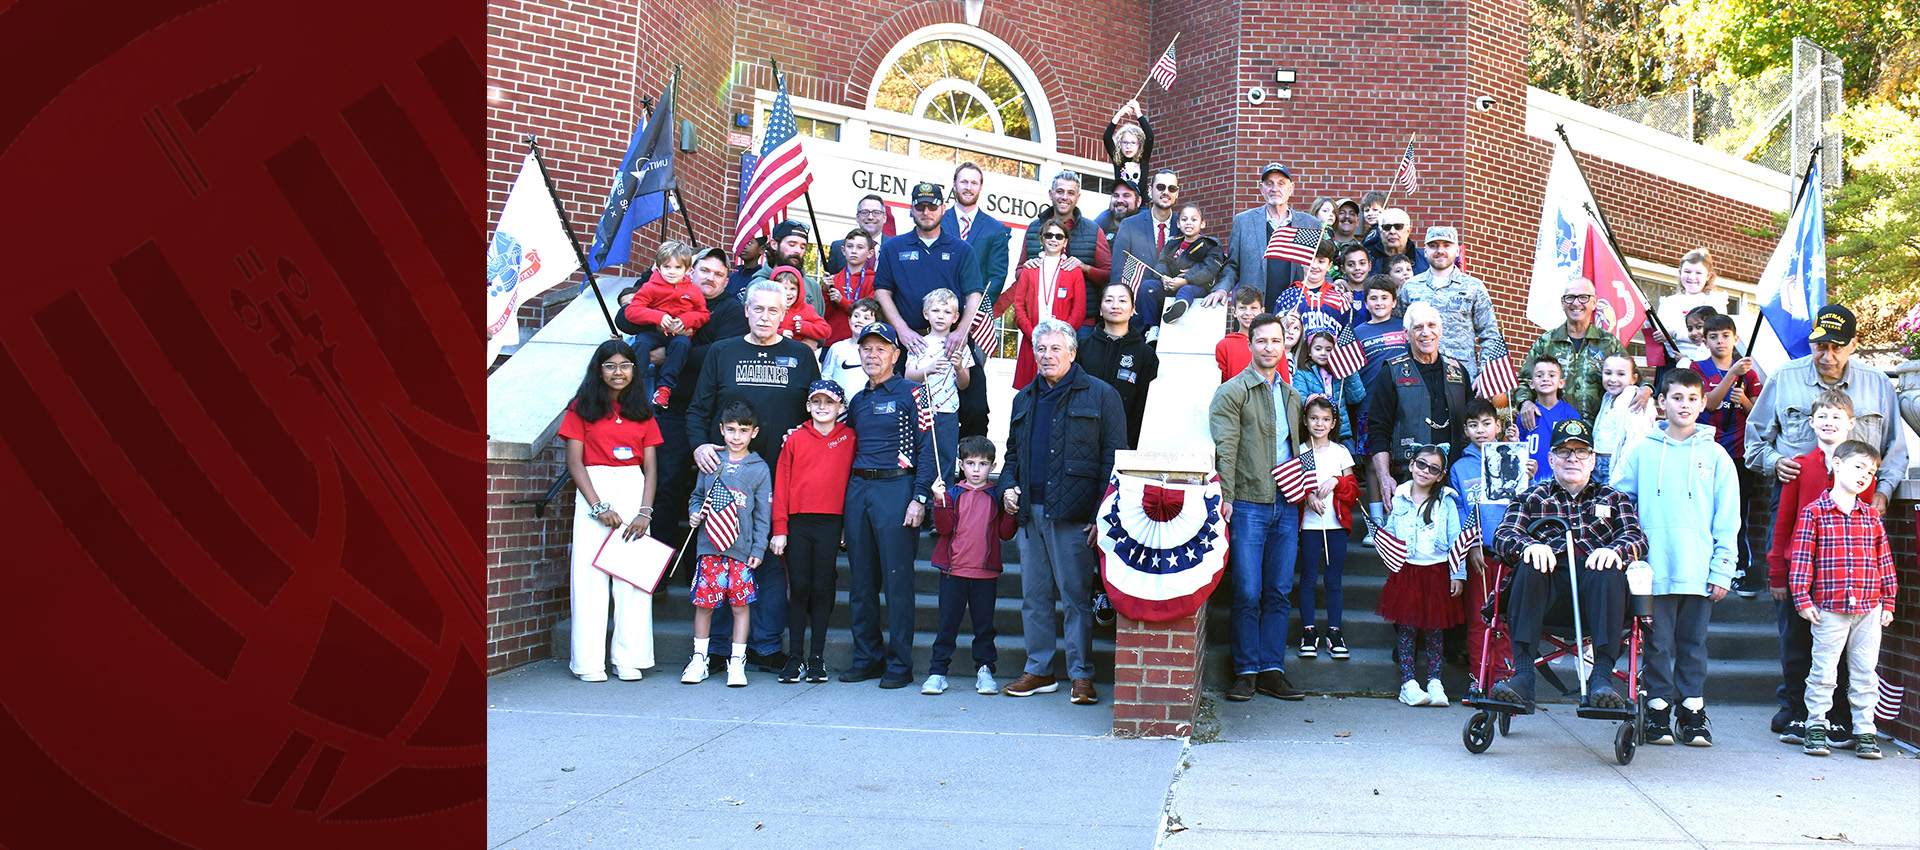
1482, 441, 1527, 503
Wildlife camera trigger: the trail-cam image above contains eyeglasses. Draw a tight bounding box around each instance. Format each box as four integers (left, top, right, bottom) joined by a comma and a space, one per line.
1153, 183, 1179, 192
1551, 447, 1596, 460
601, 362, 636, 373
857, 209, 886, 217
1380, 223, 1407, 230
1561, 294, 1594, 305
1043, 232, 1068, 241
1410, 459, 1443, 474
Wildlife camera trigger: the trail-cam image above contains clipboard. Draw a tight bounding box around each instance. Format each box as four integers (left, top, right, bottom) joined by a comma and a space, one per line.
591, 527, 676, 594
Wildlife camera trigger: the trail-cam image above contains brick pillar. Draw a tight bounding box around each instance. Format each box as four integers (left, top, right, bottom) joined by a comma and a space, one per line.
1111, 604, 1208, 737
487, 439, 575, 673
1882, 500, 1919, 748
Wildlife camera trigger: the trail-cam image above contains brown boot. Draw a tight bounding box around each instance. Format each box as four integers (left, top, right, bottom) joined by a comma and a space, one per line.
1256, 669, 1304, 700
1003, 673, 1058, 697
1224, 674, 1256, 702
1070, 678, 1098, 705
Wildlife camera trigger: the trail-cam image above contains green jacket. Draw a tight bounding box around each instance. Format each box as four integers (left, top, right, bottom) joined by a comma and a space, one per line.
1209, 365, 1308, 506
1511, 323, 1627, 422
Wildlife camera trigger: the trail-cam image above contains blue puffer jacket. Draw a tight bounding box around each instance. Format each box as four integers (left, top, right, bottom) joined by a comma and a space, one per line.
997, 364, 1128, 524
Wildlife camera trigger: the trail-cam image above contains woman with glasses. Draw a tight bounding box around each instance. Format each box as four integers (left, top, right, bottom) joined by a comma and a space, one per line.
1007, 223, 1086, 390
560, 339, 664, 682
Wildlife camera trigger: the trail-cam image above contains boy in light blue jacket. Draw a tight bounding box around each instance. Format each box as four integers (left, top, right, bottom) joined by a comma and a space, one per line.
1610, 369, 1739, 747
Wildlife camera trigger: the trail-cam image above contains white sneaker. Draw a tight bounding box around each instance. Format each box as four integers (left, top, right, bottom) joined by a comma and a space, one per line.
1399, 680, 1432, 706
1426, 679, 1449, 707
681, 654, 709, 684
922, 674, 949, 695
576, 670, 608, 683
615, 665, 643, 681
726, 656, 748, 687
975, 665, 1000, 695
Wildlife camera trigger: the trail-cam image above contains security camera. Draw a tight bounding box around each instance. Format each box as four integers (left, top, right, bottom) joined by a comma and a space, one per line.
1473, 95, 1498, 112
1248, 86, 1266, 105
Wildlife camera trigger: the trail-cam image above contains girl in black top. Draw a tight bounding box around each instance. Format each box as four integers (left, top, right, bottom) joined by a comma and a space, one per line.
1103, 100, 1155, 188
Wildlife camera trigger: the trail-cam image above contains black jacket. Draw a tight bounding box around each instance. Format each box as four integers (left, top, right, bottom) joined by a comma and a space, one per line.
669, 291, 749, 415
1157, 235, 1225, 292
997, 364, 1127, 525
1077, 319, 1159, 449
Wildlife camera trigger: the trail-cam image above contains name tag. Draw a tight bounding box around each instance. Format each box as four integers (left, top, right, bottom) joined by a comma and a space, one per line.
876, 401, 897, 414
901, 250, 921, 261
1118, 368, 1137, 383
776, 356, 798, 367
1594, 504, 1612, 519
1055, 287, 1067, 298
611, 446, 634, 461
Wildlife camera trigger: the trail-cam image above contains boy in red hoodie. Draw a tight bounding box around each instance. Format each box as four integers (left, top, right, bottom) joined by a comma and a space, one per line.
1766, 388, 1858, 745
620, 240, 711, 408
1214, 286, 1264, 382
925, 435, 1019, 696
769, 379, 858, 684
770, 265, 831, 348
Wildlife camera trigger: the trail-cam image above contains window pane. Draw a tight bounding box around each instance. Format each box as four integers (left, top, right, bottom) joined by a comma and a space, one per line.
874, 38, 1039, 143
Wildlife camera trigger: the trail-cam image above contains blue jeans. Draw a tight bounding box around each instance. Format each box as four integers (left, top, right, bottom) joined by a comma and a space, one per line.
1227, 499, 1301, 675
1298, 528, 1347, 629
1136, 282, 1209, 329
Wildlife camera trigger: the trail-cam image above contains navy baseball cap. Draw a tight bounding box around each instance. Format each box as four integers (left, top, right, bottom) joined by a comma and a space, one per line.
770, 219, 809, 243
1260, 162, 1293, 180
910, 182, 944, 206
807, 380, 846, 402
1549, 417, 1595, 450
857, 322, 901, 349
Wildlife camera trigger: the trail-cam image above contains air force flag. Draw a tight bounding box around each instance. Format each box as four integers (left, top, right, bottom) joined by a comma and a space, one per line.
487, 151, 581, 364
1748, 159, 1826, 375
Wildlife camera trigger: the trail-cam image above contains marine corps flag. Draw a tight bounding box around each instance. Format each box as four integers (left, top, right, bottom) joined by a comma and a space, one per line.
1580, 217, 1649, 347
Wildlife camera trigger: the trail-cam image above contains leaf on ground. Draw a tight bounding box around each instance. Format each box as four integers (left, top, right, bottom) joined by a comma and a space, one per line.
1335, 732, 1351, 738
561, 767, 576, 772
754, 823, 764, 831
1802, 834, 1850, 843
722, 796, 745, 806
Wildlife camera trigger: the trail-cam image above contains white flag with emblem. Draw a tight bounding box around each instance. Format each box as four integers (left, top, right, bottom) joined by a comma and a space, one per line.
1525, 139, 1601, 332
487, 150, 582, 364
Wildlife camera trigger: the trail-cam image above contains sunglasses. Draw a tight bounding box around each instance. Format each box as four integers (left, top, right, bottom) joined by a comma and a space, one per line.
1380, 223, 1407, 230
1153, 183, 1179, 192
1043, 232, 1068, 240
1410, 459, 1443, 474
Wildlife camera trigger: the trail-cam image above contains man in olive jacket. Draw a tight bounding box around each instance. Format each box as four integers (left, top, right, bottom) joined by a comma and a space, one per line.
1210, 312, 1310, 703
998, 319, 1129, 706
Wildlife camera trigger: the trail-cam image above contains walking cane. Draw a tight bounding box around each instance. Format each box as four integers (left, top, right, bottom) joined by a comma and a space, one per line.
1564, 524, 1589, 703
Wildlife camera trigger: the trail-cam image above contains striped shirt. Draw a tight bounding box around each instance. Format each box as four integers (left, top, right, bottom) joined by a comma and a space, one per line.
1788, 491, 1897, 614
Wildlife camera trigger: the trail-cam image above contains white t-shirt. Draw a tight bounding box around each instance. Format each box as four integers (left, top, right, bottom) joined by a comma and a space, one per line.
907, 335, 975, 414
1656, 291, 1729, 363
820, 338, 865, 400
1303, 441, 1356, 531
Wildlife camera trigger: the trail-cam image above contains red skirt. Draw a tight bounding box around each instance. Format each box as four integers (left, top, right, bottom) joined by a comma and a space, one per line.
1376, 561, 1465, 631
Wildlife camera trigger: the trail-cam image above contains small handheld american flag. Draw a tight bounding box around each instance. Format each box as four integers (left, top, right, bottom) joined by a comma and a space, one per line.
1327, 322, 1368, 379
1474, 338, 1519, 400
1376, 529, 1409, 572
1877, 677, 1906, 724
1449, 508, 1482, 574
701, 483, 741, 552
1264, 224, 1321, 265
1121, 254, 1148, 297
1396, 137, 1420, 195
1272, 450, 1316, 504
1150, 43, 1178, 90
967, 304, 997, 354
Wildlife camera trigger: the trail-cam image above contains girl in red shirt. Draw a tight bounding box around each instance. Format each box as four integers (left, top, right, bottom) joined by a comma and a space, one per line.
559, 339, 665, 683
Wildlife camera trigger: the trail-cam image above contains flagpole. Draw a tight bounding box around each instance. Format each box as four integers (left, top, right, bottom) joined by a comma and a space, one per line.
526, 134, 620, 338
1381, 133, 1415, 207
1130, 32, 1182, 103
1745, 143, 1824, 361
1555, 124, 1677, 359
666, 66, 700, 245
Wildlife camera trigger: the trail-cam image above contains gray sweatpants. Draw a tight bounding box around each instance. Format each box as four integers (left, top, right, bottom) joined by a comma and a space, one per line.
1646, 594, 1713, 702
1017, 503, 1096, 681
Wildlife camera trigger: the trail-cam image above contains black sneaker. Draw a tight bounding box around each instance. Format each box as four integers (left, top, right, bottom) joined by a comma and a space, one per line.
1677, 706, 1713, 747
803, 655, 829, 683
839, 665, 883, 683
1855, 733, 1883, 759
1092, 590, 1116, 626
1645, 705, 1675, 745
1803, 724, 1830, 756
777, 658, 803, 683
1162, 298, 1189, 324
1325, 628, 1349, 659
1770, 706, 1792, 734
745, 649, 787, 673
1780, 719, 1807, 744
1828, 726, 1855, 749
1298, 625, 1318, 658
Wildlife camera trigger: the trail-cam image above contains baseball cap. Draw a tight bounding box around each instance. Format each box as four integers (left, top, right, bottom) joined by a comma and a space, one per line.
770, 219, 809, 243
1259, 162, 1293, 180
1336, 197, 1360, 213
807, 380, 846, 402
692, 245, 729, 266
1807, 304, 1856, 346
1549, 417, 1595, 450
910, 182, 944, 206
857, 321, 901, 349
1424, 225, 1458, 245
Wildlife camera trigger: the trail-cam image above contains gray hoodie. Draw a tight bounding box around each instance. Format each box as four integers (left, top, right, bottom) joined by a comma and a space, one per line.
690, 453, 773, 562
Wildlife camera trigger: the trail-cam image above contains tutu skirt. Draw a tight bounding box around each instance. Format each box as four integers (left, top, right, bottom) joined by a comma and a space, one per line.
1375, 560, 1465, 631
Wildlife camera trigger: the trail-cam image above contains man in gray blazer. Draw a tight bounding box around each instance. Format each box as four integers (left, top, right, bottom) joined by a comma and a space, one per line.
1212, 162, 1323, 308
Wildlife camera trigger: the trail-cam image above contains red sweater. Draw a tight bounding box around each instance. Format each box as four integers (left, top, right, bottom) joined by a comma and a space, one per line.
622, 270, 711, 332
1767, 447, 1833, 590
1215, 333, 1251, 383
771, 421, 856, 535
779, 301, 831, 342
932, 482, 1018, 578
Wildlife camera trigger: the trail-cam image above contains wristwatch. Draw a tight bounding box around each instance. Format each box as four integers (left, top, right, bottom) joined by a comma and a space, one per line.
914, 493, 930, 506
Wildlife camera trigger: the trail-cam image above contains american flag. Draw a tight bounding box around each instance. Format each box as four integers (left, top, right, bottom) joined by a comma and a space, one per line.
967, 305, 997, 354
1396, 138, 1420, 195
701, 483, 741, 552
1376, 529, 1409, 572
1120, 254, 1148, 297
1264, 224, 1320, 265
1878, 677, 1906, 723
732, 74, 814, 256
1271, 450, 1315, 504
1150, 43, 1178, 90
1327, 322, 1368, 379
1449, 508, 1482, 574
896, 385, 933, 468
1473, 338, 1519, 400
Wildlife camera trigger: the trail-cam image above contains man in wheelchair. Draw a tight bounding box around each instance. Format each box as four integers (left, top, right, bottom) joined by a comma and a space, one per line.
1487, 418, 1648, 712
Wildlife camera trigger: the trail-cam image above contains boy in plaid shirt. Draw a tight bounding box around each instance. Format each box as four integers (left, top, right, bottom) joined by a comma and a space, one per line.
1789, 440, 1897, 759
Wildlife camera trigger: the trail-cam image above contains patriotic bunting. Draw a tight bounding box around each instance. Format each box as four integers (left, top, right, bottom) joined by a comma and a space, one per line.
1095, 473, 1229, 622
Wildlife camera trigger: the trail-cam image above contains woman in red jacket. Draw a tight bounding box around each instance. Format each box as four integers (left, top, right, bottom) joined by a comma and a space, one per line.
1006, 222, 1085, 389
1297, 396, 1362, 659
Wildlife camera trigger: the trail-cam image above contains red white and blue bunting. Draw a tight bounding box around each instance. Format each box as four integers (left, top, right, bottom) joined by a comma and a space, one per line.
1096, 472, 1229, 622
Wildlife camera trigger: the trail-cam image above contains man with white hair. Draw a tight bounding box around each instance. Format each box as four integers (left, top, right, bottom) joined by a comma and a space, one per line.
997, 319, 1127, 706
1367, 301, 1477, 498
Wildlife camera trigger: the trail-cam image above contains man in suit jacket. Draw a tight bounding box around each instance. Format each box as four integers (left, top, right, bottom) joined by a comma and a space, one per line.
826, 193, 889, 275
1214, 162, 1324, 309
944, 162, 1010, 438
1112, 169, 1182, 333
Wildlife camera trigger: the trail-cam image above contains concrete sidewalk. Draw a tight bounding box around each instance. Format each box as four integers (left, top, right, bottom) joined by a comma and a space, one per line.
489, 659, 1918, 849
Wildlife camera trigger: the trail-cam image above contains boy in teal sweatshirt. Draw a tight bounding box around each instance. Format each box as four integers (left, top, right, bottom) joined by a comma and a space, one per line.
1611, 369, 1740, 747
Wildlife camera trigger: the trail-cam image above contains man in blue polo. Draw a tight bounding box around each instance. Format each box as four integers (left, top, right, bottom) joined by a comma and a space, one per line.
875, 181, 985, 358
840, 322, 938, 688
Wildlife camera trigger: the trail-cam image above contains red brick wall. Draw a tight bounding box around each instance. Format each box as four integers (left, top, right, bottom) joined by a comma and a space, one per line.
1112, 607, 1209, 738
1883, 501, 1918, 748
486, 441, 574, 672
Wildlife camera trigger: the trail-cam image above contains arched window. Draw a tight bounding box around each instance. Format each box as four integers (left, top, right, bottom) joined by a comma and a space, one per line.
873, 38, 1037, 142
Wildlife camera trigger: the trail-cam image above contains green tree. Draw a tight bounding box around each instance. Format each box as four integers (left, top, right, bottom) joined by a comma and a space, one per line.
1821, 98, 1920, 349
1660, 0, 1920, 100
